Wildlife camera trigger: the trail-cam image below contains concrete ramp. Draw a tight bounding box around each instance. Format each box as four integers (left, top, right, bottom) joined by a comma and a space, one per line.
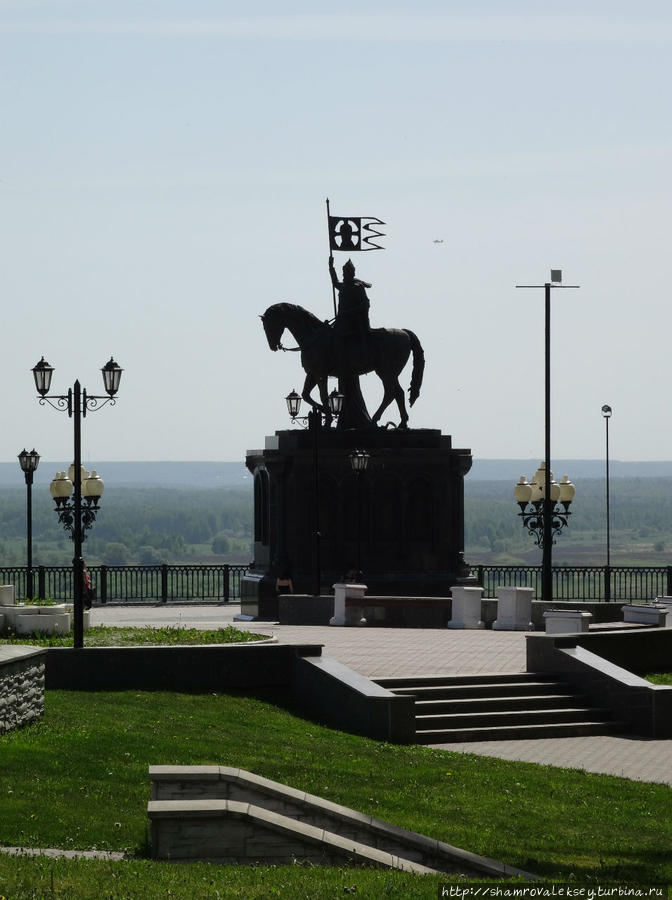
148, 765, 537, 878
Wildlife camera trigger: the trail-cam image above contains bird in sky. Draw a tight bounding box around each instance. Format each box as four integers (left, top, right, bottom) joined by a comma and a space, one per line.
433, 239, 444, 244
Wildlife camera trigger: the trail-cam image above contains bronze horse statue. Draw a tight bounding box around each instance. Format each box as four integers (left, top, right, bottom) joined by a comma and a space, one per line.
261, 302, 425, 428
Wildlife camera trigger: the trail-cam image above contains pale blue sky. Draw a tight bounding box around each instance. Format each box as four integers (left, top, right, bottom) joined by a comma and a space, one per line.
2, 2, 672, 466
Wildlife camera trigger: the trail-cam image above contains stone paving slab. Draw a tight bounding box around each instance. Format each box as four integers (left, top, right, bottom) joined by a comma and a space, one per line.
90, 605, 528, 678
91, 604, 672, 786
430, 735, 672, 787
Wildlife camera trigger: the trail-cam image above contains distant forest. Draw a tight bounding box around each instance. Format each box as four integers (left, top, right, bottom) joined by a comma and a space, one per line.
465, 478, 672, 566
0, 476, 670, 568
0, 487, 253, 567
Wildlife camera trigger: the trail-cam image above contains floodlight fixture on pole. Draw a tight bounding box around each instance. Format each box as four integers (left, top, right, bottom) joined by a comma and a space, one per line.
515, 271, 579, 603
602, 405, 613, 585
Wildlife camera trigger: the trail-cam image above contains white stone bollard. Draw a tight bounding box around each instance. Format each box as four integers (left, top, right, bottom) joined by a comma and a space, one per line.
330, 583, 368, 626
448, 585, 484, 629
654, 597, 672, 619
0, 585, 16, 606
16, 613, 70, 636
622, 604, 669, 627
543, 609, 592, 634
493, 586, 534, 631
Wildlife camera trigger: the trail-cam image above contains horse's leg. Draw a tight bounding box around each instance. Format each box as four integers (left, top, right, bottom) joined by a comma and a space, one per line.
301, 373, 322, 414
393, 380, 409, 429
317, 377, 332, 426
371, 377, 396, 426
371, 364, 410, 429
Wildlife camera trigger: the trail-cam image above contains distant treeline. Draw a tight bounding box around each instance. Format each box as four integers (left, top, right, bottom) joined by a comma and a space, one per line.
1, 476, 671, 568
465, 477, 672, 557
0, 486, 252, 566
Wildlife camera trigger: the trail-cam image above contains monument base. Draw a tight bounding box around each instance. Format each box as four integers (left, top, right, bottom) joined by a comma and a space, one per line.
245, 427, 472, 598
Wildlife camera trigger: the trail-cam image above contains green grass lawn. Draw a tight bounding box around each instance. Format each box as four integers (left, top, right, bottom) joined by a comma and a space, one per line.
1, 689, 671, 897
0, 624, 267, 647
645, 672, 672, 686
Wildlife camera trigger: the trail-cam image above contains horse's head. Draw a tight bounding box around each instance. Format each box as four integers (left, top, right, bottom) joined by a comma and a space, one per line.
260, 305, 284, 352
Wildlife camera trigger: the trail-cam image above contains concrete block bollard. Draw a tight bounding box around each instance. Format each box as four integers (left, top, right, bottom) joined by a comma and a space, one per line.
622, 604, 669, 627
448, 585, 484, 629
493, 586, 534, 631
0, 585, 16, 606
543, 609, 592, 634
330, 583, 368, 626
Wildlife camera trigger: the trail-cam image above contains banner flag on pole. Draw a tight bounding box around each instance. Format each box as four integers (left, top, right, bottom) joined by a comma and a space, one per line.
328, 215, 386, 252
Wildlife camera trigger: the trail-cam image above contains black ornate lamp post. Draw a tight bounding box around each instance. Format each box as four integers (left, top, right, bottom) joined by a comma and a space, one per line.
18, 448, 40, 600
349, 449, 370, 579
514, 465, 575, 544
286, 388, 344, 596
515, 271, 579, 602
32, 356, 122, 648
602, 404, 612, 599
50, 468, 105, 538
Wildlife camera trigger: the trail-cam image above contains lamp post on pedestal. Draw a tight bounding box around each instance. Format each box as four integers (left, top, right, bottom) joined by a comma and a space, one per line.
286, 389, 344, 596
349, 449, 370, 580
515, 270, 579, 603
32, 356, 122, 648
18, 448, 40, 600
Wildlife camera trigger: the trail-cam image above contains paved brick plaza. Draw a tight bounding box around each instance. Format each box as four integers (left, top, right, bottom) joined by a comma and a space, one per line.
92, 604, 672, 787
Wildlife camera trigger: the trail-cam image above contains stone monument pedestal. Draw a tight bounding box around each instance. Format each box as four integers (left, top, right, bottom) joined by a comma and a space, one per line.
242, 428, 473, 613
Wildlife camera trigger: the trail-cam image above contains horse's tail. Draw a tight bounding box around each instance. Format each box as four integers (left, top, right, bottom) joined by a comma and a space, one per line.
404, 329, 425, 406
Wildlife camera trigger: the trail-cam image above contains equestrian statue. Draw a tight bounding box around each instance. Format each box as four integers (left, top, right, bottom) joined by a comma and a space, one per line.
261, 255, 425, 430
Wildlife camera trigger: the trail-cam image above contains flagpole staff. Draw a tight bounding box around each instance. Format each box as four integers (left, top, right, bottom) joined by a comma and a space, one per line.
326, 197, 337, 319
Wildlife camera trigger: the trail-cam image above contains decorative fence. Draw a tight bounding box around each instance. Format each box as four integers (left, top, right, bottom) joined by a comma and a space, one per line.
0, 564, 250, 604
2, 563, 670, 604
470, 564, 672, 602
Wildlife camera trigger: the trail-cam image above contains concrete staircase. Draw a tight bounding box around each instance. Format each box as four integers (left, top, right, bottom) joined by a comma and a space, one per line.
374, 673, 624, 743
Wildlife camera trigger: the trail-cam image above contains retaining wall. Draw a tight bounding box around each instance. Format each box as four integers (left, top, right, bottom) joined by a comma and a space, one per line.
526, 628, 672, 738
45, 643, 412, 743
0, 646, 46, 734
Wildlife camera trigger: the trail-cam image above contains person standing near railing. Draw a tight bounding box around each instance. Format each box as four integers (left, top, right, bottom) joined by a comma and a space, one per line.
83, 562, 94, 610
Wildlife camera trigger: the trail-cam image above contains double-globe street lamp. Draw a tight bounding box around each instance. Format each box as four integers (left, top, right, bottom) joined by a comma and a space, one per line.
18, 448, 40, 600
286, 388, 343, 596
515, 271, 579, 603
32, 356, 122, 649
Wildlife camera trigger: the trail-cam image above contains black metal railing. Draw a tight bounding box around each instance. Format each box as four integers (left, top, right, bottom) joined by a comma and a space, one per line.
2, 562, 670, 604
0, 564, 250, 604
470, 564, 672, 602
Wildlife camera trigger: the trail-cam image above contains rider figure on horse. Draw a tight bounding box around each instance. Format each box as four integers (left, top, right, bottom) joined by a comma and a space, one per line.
329, 255, 371, 376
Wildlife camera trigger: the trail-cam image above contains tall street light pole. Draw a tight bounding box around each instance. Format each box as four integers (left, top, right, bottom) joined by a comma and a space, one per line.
32, 357, 122, 649
516, 271, 579, 603
602, 405, 612, 599
18, 448, 40, 600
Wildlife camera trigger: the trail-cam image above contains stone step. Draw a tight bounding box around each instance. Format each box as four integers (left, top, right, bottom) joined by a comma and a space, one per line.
415, 694, 591, 714
416, 707, 611, 730
375, 673, 549, 689
387, 681, 568, 700
416, 720, 626, 744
